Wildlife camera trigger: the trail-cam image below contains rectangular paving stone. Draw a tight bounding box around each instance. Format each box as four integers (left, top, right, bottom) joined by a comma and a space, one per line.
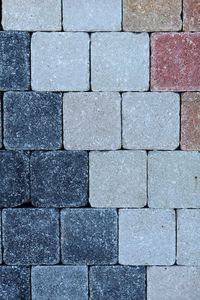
90, 266, 145, 300
0, 95, 2, 148
148, 151, 200, 208
4, 92, 62, 150
183, 0, 200, 31
91, 33, 149, 91
63, 92, 121, 150
32, 266, 88, 300
61, 208, 117, 265
31, 151, 88, 207
122, 92, 180, 150
31, 32, 89, 91
119, 209, 175, 265
63, 0, 121, 31
2, 208, 60, 265
89, 151, 147, 208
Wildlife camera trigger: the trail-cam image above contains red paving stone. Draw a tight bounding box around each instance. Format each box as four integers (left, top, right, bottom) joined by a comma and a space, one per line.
183, 0, 200, 32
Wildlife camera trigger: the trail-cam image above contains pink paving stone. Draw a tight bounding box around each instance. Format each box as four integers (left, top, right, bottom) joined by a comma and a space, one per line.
151, 33, 200, 91
183, 0, 200, 32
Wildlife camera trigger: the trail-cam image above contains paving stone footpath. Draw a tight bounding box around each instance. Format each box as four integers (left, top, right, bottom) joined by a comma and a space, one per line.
0, 0, 200, 299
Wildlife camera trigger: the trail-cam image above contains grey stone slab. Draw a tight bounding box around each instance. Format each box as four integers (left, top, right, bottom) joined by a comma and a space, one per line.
63, 92, 121, 150
89, 151, 147, 208
32, 266, 88, 300
122, 92, 180, 150
0, 95, 2, 148
31, 32, 89, 91
0, 214, 1, 264
119, 209, 175, 265
148, 151, 200, 208
91, 32, 149, 91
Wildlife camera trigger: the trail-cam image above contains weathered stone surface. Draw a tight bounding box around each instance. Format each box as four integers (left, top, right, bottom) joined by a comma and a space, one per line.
4, 92, 62, 150
123, 0, 182, 32
31, 32, 89, 91
61, 209, 117, 265
31, 151, 88, 207
148, 151, 200, 208
32, 266, 88, 300
3, 208, 60, 265
122, 92, 180, 150
0, 95, 2, 148
63, 0, 121, 31
183, 0, 200, 31
0, 214, 1, 264
119, 209, 175, 265
89, 151, 147, 208
0, 32, 30, 90
91, 33, 149, 91
2, 0, 61, 31
63, 92, 121, 150
151, 33, 200, 91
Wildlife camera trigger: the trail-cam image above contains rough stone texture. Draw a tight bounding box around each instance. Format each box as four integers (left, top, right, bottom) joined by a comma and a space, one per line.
61, 209, 117, 265
183, 0, 200, 31
119, 209, 175, 265
31, 32, 89, 91
177, 209, 200, 265
0, 214, 1, 264
181, 92, 200, 150
90, 266, 145, 300
122, 92, 180, 150
0, 151, 29, 208
31, 151, 88, 207
0, 266, 30, 300
32, 266, 88, 300
0, 32, 30, 91
4, 92, 62, 150
89, 151, 147, 208
63, 92, 121, 150
91, 33, 149, 91
63, 0, 121, 31
0, 95, 2, 148
148, 151, 200, 208
3, 208, 60, 265
151, 33, 200, 91
148, 266, 200, 300
2, 0, 61, 31
123, 0, 182, 32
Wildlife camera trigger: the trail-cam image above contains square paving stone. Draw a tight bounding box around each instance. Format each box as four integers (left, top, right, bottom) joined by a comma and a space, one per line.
61, 209, 118, 265
2, 208, 60, 265
90, 266, 145, 300
4, 92, 62, 150
0, 151, 29, 208
0, 32, 30, 90
31, 32, 89, 91
31, 151, 88, 207
32, 266, 88, 300
91, 32, 149, 91
183, 0, 200, 31
89, 151, 147, 208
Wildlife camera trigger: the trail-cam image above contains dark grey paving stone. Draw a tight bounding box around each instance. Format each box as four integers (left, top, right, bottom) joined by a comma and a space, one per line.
31, 151, 88, 207
2, 208, 60, 265
0, 32, 30, 90
4, 92, 62, 150
0, 151, 29, 207
61, 208, 118, 265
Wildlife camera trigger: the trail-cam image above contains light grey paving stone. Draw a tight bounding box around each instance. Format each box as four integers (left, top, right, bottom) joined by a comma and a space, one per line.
2, 0, 61, 31
119, 209, 175, 265
32, 266, 88, 300
148, 151, 200, 208
63, 0, 121, 31
31, 32, 89, 91
147, 266, 200, 300
91, 32, 149, 91
122, 92, 180, 150
89, 151, 147, 208
63, 92, 121, 150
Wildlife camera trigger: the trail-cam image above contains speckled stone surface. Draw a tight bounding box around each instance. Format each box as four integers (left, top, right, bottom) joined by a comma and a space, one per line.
61, 209, 118, 265
0, 151, 29, 207
90, 266, 145, 300
183, 0, 200, 31
0, 32, 30, 91
0, 214, 1, 264
0, 95, 2, 148
32, 266, 88, 300
2, 208, 60, 265
31, 151, 88, 207
4, 92, 62, 150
